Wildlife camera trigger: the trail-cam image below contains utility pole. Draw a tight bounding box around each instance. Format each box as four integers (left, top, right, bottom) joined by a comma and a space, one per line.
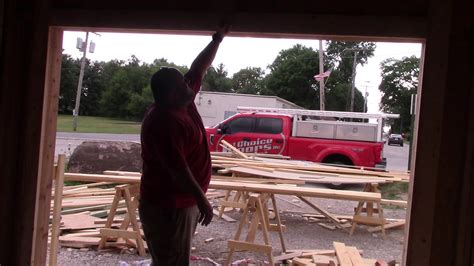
363, 81, 369, 113
350, 50, 358, 112
73, 32, 89, 132
408, 94, 417, 170
318, 40, 325, 110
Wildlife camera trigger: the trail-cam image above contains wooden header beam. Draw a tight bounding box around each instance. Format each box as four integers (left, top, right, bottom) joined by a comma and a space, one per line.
51, 11, 426, 42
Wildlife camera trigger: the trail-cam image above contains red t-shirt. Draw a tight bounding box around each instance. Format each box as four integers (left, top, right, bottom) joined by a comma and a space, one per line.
140, 71, 211, 208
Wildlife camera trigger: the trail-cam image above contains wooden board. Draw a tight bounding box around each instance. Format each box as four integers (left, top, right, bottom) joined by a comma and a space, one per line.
367, 220, 405, 233
60, 214, 100, 231
212, 209, 237, 223
227, 166, 388, 184
312, 255, 337, 265
220, 140, 249, 159
333, 242, 352, 266
50, 155, 65, 266
228, 240, 272, 253
64, 173, 140, 183
347, 246, 365, 266
212, 175, 305, 185
209, 180, 381, 202
352, 215, 386, 225
380, 199, 408, 208
273, 251, 303, 262
59, 236, 101, 246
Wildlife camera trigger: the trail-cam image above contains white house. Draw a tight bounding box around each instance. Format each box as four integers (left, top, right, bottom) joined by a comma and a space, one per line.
194, 91, 302, 127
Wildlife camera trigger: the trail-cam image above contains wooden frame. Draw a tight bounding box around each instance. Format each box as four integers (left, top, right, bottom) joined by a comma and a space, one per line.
1, 0, 472, 265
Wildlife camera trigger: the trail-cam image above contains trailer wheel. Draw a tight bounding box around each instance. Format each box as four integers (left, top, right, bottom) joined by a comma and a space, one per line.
322, 155, 354, 189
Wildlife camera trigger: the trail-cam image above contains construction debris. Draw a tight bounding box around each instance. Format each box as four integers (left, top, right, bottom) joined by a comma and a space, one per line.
275, 242, 395, 266
49, 146, 408, 262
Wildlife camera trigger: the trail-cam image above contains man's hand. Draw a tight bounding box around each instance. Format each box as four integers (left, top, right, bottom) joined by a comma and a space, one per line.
212, 24, 230, 43
197, 196, 213, 226
217, 23, 230, 37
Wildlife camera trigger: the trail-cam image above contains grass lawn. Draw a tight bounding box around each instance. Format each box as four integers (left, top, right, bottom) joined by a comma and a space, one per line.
379, 182, 409, 200
57, 114, 141, 134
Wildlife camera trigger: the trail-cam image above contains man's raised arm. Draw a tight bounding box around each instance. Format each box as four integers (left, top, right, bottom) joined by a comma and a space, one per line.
187, 25, 230, 83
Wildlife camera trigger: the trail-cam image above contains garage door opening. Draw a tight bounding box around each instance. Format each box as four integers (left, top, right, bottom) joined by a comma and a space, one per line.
41, 27, 424, 265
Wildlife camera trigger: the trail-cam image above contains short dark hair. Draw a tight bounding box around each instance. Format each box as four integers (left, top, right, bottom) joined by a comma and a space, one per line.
150, 67, 181, 104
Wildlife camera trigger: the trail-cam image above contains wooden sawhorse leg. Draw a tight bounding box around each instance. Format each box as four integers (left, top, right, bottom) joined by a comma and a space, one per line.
98, 184, 146, 256
350, 183, 386, 239
226, 195, 274, 265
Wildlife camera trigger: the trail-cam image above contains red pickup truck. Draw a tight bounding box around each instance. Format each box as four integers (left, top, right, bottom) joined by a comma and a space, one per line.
205, 107, 399, 168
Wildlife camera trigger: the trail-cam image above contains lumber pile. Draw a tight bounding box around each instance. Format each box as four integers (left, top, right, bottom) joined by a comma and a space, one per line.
212, 155, 409, 184
49, 143, 408, 259
49, 174, 225, 253
211, 141, 408, 234
212, 140, 409, 183
275, 242, 399, 266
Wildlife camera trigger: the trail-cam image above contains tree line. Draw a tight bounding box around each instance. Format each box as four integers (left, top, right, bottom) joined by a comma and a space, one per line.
60, 41, 420, 134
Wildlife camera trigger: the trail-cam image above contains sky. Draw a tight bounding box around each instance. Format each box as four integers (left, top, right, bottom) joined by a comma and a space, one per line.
62, 31, 422, 113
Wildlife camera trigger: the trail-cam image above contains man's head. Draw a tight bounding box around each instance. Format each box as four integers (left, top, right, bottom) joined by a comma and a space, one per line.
150, 67, 195, 108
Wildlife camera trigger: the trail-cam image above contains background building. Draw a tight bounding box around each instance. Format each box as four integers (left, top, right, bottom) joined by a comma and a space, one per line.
195, 91, 302, 127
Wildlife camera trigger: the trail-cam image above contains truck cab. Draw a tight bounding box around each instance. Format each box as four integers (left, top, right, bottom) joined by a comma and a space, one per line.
206, 113, 292, 155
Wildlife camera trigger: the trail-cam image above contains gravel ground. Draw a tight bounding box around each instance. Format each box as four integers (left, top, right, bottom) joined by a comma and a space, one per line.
53, 189, 406, 265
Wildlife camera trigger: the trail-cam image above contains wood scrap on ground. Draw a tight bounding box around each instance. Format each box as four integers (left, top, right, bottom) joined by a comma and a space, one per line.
277, 242, 395, 266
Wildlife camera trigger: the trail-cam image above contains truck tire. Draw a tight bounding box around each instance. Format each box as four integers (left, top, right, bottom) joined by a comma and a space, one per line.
322, 155, 354, 189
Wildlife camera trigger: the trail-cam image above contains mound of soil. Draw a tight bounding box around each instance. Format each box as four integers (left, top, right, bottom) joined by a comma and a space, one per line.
68, 141, 142, 174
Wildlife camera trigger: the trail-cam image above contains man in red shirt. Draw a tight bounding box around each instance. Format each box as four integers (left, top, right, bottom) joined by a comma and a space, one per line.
139, 26, 228, 265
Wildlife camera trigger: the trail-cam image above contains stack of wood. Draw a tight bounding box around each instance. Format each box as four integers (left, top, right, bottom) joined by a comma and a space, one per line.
211, 141, 408, 234
274, 241, 399, 266
49, 143, 409, 261
212, 140, 409, 185
49, 176, 225, 251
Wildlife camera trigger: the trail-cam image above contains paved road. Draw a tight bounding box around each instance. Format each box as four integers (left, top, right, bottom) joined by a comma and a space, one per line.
55, 132, 139, 159
384, 142, 410, 171
56, 132, 410, 171
57, 132, 140, 142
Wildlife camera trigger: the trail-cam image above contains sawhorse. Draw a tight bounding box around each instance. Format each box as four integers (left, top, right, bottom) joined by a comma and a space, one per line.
218, 190, 249, 218
98, 184, 146, 256
350, 183, 386, 238
226, 193, 286, 265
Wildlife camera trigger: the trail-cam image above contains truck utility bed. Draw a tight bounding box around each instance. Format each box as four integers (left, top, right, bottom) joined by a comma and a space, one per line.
294, 120, 378, 142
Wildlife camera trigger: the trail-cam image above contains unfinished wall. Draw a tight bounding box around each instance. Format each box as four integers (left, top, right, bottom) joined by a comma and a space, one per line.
404, 0, 473, 264
0, 0, 52, 265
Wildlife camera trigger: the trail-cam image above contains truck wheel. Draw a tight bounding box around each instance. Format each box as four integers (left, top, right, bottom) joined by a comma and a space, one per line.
326, 182, 348, 189
322, 156, 353, 189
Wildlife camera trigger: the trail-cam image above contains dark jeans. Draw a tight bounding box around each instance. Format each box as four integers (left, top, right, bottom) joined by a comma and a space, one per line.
139, 200, 199, 266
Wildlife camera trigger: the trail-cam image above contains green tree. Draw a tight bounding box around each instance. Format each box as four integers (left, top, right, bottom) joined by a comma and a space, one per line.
127, 85, 154, 120
379, 56, 420, 133
325, 83, 365, 112
149, 58, 189, 76
326, 41, 376, 84
263, 44, 322, 109
59, 54, 80, 114
260, 43, 371, 111
124, 58, 189, 119
231, 67, 265, 94
202, 63, 233, 92
100, 56, 151, 118
323, 41, 375, 112
79, 60, 105, 116
59, 55, 105, 116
